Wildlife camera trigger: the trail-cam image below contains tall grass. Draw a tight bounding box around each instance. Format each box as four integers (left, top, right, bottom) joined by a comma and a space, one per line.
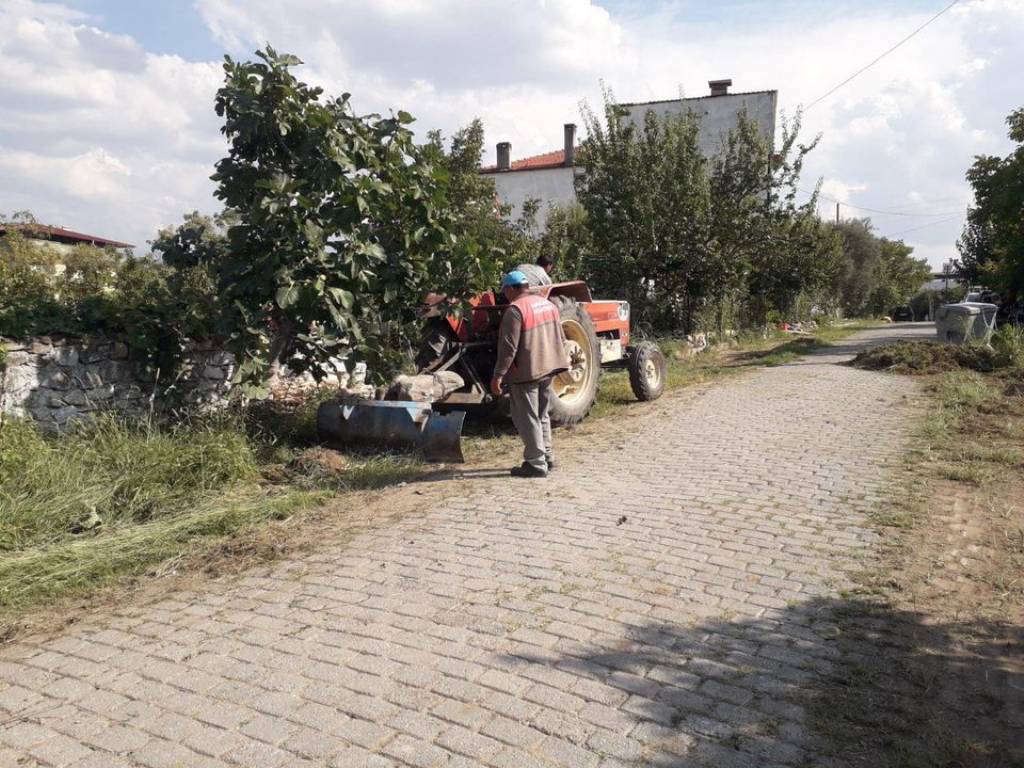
992, 324, 1024, 370
920, 370, 990, 444
0, 407, 427, 620
1, 416, 258, 552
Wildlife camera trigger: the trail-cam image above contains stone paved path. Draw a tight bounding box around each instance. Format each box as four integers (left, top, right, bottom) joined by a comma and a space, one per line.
1, 324, 933, 768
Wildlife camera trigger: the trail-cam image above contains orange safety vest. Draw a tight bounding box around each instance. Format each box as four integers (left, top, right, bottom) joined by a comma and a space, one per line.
496, 294, 568, 384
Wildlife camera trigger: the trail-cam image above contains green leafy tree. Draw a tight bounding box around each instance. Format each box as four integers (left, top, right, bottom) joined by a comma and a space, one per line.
577, 91, 711, 331
538, 202, 592, 282
0, 220, 126, 334
576, 91, 835, 333
151, 210, 237, 270
833, 218, 881, 316
0, 211, 218, 371
711, 110, 837, 327
956, 106, 1024, 300
832, 220, 932, 317
867, 237, 932, 315
210, 47, 499, 391
0, 229, 61, 337
423, 120, 534, 274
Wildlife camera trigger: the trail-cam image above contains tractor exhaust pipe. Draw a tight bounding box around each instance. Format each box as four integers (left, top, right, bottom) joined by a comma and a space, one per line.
317, 399, 466, 463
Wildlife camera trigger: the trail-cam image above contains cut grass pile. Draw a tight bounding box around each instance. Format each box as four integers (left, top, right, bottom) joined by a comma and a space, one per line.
852, 325, 1024, 375
0, 489, 322, 615
852, 340, 1001, 374
0, 415, 333, 619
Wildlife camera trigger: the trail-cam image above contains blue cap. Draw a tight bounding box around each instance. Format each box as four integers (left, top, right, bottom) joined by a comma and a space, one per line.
501, 270, 529, 289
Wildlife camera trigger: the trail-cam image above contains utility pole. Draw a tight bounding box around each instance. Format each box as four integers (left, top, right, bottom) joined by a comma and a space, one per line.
835, 202, 840, 225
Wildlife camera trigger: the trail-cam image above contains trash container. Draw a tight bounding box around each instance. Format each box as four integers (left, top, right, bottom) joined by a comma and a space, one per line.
935, 302, 998, 344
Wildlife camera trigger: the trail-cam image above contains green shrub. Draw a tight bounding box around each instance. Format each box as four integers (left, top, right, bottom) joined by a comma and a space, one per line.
1, 227, 220, 374
992, 325, 1024, 370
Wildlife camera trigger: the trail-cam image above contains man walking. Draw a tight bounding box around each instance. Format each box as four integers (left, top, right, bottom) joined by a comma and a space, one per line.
490, 271, 568, 478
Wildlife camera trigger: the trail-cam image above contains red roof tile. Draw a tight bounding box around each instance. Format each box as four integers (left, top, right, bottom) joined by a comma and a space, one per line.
479, 147, 580, 174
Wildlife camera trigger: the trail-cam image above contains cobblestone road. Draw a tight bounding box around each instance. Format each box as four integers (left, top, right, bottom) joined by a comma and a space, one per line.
1, 324, 932, 767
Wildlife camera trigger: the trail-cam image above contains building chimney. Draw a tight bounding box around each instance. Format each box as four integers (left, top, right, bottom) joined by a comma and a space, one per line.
709, 78, 732, 97
497, 142, 511, 171
563, 123, 577, 167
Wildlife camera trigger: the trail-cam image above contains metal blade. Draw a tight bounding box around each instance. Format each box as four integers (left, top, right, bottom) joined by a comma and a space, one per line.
316, 399, 466, 464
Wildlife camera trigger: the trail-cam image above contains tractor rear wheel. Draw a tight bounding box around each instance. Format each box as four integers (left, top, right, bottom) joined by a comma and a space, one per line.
628, 341, 667, 401
549, 296, 601, 426
415, 319, 457, 372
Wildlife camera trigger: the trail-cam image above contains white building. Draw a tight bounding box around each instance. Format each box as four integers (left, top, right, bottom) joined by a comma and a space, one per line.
481, 79, 778, 227
478, 123, 581, 230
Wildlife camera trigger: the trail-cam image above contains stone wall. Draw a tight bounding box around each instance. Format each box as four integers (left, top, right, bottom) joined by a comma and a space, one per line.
0, 336, 235, 429
0, 336, 371, 430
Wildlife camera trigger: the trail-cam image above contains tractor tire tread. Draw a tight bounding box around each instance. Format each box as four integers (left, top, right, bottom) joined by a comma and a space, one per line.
548, 295, 601, 427
628, 340, 667, 402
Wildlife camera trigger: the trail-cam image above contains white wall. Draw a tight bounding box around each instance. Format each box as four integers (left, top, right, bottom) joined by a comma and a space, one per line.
487, 91, 778, 226
490, 166, 579, 230
621, 91, 778, 156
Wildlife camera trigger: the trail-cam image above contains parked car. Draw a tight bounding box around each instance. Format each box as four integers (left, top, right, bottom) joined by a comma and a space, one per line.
890, 306, 914, 321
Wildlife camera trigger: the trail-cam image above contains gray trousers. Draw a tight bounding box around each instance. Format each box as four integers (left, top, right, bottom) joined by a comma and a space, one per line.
509, 376, 553, 470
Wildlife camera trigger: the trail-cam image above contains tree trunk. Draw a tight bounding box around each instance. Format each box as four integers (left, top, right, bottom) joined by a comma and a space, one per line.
268, 317, 297, 382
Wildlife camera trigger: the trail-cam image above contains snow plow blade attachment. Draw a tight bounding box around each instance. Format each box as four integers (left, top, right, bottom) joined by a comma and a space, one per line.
316, 400, 466, 464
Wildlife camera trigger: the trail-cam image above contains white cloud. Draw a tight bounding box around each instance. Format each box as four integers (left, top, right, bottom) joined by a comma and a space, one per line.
1, 0, 1022, 269
0, 0, 223, 248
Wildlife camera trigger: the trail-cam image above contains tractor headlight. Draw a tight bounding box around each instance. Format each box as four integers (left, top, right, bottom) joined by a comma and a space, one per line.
618, 302, 630, 321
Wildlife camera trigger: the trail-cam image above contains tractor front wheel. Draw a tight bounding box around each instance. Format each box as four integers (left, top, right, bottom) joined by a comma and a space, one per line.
628, 341, 667, 401
549, 296, 601, 427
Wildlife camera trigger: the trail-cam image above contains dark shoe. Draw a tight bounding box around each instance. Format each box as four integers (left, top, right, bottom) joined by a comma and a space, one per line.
510, 462, 548, 478
545, 454, 556, 471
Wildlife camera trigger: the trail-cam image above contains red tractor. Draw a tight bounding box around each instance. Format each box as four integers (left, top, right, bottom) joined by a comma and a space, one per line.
318, 280, 667, 461
418, 280, 666, 422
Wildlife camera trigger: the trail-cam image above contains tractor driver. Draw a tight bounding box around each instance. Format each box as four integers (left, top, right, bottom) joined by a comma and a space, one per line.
514, 253, 556, 287
490, 271, 569, 478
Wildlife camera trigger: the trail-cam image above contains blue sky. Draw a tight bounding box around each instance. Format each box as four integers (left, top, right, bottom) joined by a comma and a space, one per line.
2, 0, 1021, 268
62, 0, 223, 60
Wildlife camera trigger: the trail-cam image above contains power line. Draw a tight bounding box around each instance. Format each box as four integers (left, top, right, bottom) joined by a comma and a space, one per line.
801, 187, 963, 217
805, 0, 961, 111
885, 215, 963, 237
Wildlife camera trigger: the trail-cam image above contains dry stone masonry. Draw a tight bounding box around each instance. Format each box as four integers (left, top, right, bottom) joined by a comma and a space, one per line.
1, 335, 372, 429
0, 336, 236, 428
